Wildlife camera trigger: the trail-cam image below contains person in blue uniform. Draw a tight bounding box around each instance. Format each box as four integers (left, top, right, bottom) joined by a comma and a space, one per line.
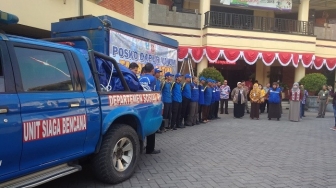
208, 80, 216, 120
154, 68, 162, 91
214, 81, 221, 119
198, 77, 206, 123
171, 73, 183, 130
159, 72, 173, 132
267, 82, 282, 121
181, 74, 192, 126
138, 63, 160, 154
203, 79, 213, 123
186, 76, 199, 126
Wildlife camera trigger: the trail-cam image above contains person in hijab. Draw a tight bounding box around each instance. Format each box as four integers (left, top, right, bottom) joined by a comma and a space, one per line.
249, 83, 262, 119
267, 82, 282, 121
289, 82, 303, 122
259, 84, 266, 113
231, 82, 247, 118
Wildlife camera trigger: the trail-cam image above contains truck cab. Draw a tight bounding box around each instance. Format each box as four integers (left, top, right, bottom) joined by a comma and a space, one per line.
0, 11, 175, 187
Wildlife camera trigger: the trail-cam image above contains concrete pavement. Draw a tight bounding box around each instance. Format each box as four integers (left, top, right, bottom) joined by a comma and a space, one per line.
38, 109, 336, 188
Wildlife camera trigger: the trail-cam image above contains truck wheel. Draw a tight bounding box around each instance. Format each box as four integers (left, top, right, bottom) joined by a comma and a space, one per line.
92, 124, 140, 184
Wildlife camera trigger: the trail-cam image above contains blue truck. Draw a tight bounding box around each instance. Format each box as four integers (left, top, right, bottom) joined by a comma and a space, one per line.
0, 12, 178, 187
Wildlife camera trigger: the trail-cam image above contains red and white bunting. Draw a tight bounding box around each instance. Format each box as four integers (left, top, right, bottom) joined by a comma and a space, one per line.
178, 46, 336, 70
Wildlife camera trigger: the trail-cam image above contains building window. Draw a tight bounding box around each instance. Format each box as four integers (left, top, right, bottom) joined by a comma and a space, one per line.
14, 47, 73, 92
150, 0, 157, 3
136, 0, 143, 3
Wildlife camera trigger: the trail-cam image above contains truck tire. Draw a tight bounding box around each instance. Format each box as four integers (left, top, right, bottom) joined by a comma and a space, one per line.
92, 124, 140, 184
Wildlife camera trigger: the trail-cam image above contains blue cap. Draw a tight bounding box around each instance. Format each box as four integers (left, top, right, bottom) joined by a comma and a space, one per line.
207, 78, 212, 82
185, 74, 192, 79
164, 72, 174, 77
200, 76, 206, 81
175, 73, 183, 78
154, 68, 162, 73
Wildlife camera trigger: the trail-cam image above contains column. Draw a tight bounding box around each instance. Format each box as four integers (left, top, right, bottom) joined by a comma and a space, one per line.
255, 60, 264, 85
263, 65, 270, 85
295, 0, 310, 83
142, 0, 150, 25
199, 0, 210, 28
197, 57, 208, 75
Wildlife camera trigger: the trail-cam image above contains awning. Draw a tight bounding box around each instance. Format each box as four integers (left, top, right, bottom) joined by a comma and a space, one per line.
178, 46, 336, 71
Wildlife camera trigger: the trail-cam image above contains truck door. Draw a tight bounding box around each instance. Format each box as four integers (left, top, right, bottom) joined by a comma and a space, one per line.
0, 41, 22, 177
8, 43, 87, 170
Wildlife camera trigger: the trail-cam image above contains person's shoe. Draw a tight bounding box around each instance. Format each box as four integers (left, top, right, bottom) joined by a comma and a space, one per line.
277, 118, 280, 121
225, 112, 229, 114
302, 115, 306, 117
185, 124, 192, 126
173, 128, 177, 130
247, 111, 250, 114
177, 125, 185, 128
268, 118, 271, 120
146, 149, 161, 154
316, 116, 322, 118
220, 112, 224, 114
322, 116, 325, 118
216, 117, 221, 119
196, 122, 200, 125
156, 130, 162, 134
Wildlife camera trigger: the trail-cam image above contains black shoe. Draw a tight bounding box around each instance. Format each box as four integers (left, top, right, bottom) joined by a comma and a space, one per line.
225, 112, 229, 114
277, 118, 280, 121
316, 116, 321, 118
247, 111, 250, 114
216, 117, 221, 119
156, 130, 162, 134
146, 149, 161, 154
173, 128, 177, 130
322, 116, 325, 118
177, 126, 185, 128
185, 124, 192, 126
196, 122, 200, 125
302, 115, 306, 117
268, 118, 271, 120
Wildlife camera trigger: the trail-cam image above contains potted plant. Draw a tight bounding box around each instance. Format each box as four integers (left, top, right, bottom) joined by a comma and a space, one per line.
278, 82, 289, 99
199, 67, 224, 83
299, 73, 327, 112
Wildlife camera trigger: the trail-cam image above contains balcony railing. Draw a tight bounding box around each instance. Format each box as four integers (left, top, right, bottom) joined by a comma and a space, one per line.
205, 11, 314, 36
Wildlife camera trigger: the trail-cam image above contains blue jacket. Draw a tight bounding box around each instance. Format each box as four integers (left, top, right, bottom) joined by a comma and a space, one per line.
182, 82, 191, 99
215, 86, 220, 101
161, 81, 172, 103
139, 74, 156, 91
211, 87, 216, 103
204, 86, 213, 106
155, 79, 161, 91
199, 85, 205, 105
269, 88, 281, 104
190, 82, 199, 102
172, 82, 182, 103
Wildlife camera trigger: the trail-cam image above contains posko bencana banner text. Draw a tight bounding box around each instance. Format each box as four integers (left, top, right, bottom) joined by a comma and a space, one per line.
109, 29, 178, 76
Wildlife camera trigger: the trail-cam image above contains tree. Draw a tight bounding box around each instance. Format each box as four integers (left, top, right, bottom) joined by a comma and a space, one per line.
198, 67, 224, 82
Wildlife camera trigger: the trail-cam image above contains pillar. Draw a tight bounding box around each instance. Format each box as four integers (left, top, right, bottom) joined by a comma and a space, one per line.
142, 0, 150, 25
255, 60, 264, 85
294, 0, 310, 83
197, 57, 208, 76
199, 0, 210, 28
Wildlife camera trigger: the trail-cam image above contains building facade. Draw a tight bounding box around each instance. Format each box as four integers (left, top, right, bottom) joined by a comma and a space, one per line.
2, 0, 336, 94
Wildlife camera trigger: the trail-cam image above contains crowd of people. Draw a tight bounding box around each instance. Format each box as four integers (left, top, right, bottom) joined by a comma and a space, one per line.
129, 62, 336, 153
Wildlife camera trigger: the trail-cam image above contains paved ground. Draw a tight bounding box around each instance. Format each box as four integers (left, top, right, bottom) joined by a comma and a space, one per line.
38, 109, 336, 188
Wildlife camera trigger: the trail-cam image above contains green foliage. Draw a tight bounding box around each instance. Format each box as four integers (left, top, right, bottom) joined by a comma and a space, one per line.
198, 67, 224, 83
299, 73, 327, 94
279, 83, 289, 90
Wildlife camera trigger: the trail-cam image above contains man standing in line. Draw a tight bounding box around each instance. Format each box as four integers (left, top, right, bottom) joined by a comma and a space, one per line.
220, 80, 230, 114
214, 80, 221, 119
263, 83, 270, 113
186, 76, 199, 126
317, 84, 329, 118
160, 72, 174, 132
203, 79, 213, 123
198, 77, 206, 123
241, 80, 250, 114
171, 73, 183, 129
154, 68, 162, 91
208, 80, 216, 120
138, 63, 160, 154
181, 74, 192, 126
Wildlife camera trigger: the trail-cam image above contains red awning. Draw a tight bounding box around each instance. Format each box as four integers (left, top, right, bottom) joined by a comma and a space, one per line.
177, 46, 336, 71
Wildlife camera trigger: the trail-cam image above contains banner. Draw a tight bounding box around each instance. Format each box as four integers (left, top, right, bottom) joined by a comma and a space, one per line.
220, 0, 292, 11
109, 29, 177, 76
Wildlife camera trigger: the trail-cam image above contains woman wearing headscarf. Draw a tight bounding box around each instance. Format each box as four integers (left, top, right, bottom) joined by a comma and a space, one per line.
267, 82, 282, 121
249, 83, 262, 119
231, 82, 247, 118
259, 84, 266, 113
289, 82, 303, 122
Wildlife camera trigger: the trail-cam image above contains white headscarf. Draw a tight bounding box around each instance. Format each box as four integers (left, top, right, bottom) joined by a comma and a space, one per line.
292, 82, 299, 92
